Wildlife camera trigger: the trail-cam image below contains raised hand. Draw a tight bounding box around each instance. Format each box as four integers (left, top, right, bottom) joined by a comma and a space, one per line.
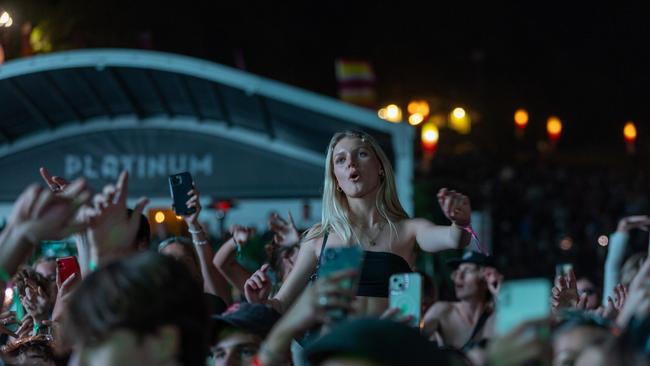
617, 215, 650, 232
230, 225, 255, 246
437, 188, 471, 227
486, 319, 552, 366
482, 267, 504, 297
268, 211, 300, 247
380, 307, 413, 326
9, 180, 92, 243
51, 271, 80, 322
87, 171, 149, 262
182, 182, 201, 227
551, 269, 581, 311
244, 264, 272, 303
276, 269, 357, 333
39, 167, 70, 193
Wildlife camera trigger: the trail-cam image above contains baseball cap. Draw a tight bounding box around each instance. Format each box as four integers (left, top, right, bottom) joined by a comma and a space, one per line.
446, 251, 495, 269
212, 302, 281, 339
304, 318, 450, 365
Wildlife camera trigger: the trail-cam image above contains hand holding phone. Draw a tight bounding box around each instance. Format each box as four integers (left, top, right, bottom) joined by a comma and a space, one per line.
56, 256, 81, 285
389, 273, 422, 328
169, 172, 196, 216
317, 246, 364, 321
495, 278, 551, 336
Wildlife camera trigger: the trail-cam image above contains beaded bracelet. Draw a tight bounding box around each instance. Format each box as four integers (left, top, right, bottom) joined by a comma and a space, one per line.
192, 239, 208, 246
233, 238, 243, 260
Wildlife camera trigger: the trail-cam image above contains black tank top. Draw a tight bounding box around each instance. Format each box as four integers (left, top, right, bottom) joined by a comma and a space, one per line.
312, 233, 413, 297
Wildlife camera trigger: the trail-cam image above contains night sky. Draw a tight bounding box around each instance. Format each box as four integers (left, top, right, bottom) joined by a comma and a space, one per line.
4, 1, 650, 153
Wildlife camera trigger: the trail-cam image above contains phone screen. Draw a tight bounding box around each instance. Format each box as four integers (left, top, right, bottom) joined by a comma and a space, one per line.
495, 278, 551, 336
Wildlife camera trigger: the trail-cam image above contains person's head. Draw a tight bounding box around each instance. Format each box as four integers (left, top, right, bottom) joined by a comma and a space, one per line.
265, 242, 299, 283
552, 312, 611, 366
2, 336, 55, 366
33, 256, 58, 299
14, 267, 55, 313
304, 318, 452, 366
447, 252, 494, 302
576, 276, 600, 310
306, 130, 408, 243
621, 252, 646, 288
211, 303, 281, 366
65, 252, 208, 366
158, 236, 203, 286
128, 209, 151, 252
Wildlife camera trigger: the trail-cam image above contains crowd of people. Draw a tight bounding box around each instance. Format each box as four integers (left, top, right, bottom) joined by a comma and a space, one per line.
0, 130, 649, 365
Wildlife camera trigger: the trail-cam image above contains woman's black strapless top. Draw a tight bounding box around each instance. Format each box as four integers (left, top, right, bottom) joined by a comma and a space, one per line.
313, 233, 413, 298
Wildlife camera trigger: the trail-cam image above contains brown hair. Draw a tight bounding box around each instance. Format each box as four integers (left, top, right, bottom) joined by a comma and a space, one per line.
65, 252, 208, 366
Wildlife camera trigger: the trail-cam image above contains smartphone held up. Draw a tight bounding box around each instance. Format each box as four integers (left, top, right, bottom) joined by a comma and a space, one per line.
169, 172, 196, 216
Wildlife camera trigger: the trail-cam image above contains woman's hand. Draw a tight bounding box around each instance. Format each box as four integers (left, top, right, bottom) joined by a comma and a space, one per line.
39, 167, 70, 193
437, 188, 471, 227
231, 225, 256, 246
51, 272, 80, 322
244, 264, 272, 303
482, 267, 504, 297
551, 269, 585, 311
87, 171, 148, 260
276, 269, 357, 334
268, 212, 300, 247
182, 183, 202, 228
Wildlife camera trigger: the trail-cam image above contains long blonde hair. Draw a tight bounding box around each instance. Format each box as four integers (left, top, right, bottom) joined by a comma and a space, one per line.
303, 130, 409, 245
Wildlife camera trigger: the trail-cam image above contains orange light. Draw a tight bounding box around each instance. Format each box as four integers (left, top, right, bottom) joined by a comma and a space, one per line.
547, 116, 562, 141
623, 122, 637, 143
154, 211, 166, 223
407, 100, 430, 116
421, 122, 439, 152
514, 109, 529, 128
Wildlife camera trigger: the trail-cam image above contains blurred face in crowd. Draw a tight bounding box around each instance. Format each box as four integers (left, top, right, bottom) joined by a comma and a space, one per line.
553, 325, 609, 366
212, 330, 261, 366
332, 137, 383, 198
35, 259, 58, 298
11, 344, 55, 366
70, 327, 180, 366
160, 242, 203, 286
576, 278, 599, 310
452, 263, 486, 300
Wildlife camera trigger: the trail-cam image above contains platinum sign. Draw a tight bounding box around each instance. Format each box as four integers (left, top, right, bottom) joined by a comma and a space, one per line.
64, 154, 213, 179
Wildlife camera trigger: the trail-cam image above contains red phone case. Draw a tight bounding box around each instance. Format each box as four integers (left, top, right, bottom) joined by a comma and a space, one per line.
56, 256, 80, 283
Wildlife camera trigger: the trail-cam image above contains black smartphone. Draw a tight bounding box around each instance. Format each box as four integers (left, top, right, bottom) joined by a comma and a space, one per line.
168, 172, 196, 216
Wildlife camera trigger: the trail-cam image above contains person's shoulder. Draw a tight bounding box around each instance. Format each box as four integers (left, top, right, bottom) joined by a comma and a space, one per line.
301, 224, 326, 250
425, 301, 454, 317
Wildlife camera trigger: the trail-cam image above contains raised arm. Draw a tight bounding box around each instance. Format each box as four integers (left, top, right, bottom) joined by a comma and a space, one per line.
39, 167, 92, 276
212, 225, 255, 293
0, 181, 91, 300
181, 182, 232, 303
246, 235, 320, 314
603, 216, 650, 306
410, 188, 472, 252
